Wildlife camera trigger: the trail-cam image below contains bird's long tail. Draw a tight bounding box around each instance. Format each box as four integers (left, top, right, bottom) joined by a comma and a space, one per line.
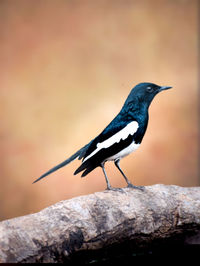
33, 143, 90, 184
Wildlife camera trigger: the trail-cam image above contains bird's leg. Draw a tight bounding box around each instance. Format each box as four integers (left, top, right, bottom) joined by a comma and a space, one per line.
114, 159, 133, 187
101, 163, 125, 192
114, 159, 144, 191
101, 163, 112, 190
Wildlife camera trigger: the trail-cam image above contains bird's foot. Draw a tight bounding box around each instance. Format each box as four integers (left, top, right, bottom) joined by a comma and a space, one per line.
106, 186, 125, 192
127, 183, 145, 191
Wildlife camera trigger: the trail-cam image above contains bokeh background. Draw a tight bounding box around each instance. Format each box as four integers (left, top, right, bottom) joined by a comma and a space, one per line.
0, 0, 199, 221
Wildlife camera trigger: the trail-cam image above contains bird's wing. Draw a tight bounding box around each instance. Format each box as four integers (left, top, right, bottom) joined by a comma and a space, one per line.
74, 118, 139, 177
82, 118, 131, 160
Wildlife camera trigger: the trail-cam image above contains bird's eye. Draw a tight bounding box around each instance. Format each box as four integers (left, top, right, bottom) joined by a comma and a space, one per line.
146, 86, 153, 93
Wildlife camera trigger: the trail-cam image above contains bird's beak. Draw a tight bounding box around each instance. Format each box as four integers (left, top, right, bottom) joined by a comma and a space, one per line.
159, 86, 172, 92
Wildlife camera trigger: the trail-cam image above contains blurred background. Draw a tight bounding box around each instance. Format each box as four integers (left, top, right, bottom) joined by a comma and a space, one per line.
0, 0, 199, 221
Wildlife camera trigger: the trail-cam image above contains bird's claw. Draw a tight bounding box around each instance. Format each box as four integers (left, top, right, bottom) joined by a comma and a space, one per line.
127, 183, 145, 191
106, 187, 125, 192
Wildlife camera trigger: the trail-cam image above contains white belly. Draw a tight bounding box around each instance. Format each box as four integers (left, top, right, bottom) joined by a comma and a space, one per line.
106, 142, 140, 161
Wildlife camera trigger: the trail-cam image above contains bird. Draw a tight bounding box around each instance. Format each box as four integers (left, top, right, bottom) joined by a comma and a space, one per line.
33, 82, 172, 190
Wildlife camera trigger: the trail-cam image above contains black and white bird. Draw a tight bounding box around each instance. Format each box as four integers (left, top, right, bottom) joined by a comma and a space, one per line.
33, 82, 172, 190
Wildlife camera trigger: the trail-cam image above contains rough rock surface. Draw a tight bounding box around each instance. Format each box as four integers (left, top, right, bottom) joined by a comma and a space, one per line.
0, 184, 200, 263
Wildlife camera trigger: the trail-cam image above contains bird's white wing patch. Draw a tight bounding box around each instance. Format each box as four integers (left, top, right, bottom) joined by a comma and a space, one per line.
83, 121, 139, 162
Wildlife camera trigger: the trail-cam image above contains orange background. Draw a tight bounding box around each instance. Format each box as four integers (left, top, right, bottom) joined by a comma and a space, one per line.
0, 0, 199, 221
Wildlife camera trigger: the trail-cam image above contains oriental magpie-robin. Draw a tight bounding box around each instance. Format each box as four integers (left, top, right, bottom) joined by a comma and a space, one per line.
33, 82, 172, 190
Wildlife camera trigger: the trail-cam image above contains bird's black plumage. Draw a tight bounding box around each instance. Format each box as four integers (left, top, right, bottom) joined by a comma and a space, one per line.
33, 82, 172, 189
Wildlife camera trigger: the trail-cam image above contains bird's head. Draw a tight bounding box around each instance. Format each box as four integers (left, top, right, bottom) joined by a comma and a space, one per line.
125, 82, 172, 109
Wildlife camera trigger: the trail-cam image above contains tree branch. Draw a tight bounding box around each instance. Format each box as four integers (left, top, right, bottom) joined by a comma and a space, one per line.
0, 184, 200, 263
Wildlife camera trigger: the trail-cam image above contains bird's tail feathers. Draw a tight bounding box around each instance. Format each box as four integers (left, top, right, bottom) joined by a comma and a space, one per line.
33, 143, 90, 184
74, 159, 96, 177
